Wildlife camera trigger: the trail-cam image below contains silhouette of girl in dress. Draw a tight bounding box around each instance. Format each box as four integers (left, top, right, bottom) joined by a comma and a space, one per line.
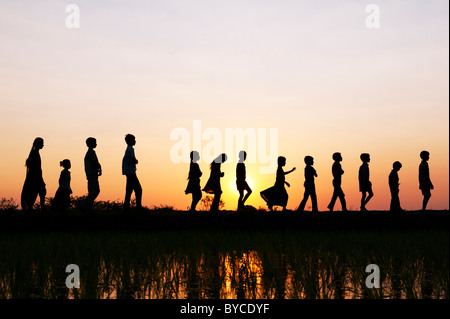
202, 153, 227, 212
21, 137, 46, 212
53, 159, 72, 211
260, 156, 296, 211
185, 151, 202, 212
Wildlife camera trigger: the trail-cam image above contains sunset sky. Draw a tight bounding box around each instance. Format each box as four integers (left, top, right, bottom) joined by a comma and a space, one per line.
0, 0, 448, 211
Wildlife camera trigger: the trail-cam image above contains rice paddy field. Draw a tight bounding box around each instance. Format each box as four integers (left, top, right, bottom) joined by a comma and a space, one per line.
0, 208, 448, 300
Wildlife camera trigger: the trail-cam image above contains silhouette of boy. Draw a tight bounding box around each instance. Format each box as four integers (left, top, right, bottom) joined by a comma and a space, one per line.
122, 134, 142, 210
359, 153, 373, 211
327, 152, 347, 212
297, 156, 318, 212
389, 161, 403, 212
236, 151, 252, 211
419, 150, 433, 211
185, 151, 202, 212
81, 137, 101, 212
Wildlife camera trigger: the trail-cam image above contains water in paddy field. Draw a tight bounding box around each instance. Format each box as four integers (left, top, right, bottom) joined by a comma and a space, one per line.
0, 230, 448, 299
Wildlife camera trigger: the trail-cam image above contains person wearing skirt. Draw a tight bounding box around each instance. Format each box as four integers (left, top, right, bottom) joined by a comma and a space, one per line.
21, 137, 47, 212
260, 156, 296, 211
53, 159, 72, 211
202, 153, 227, 212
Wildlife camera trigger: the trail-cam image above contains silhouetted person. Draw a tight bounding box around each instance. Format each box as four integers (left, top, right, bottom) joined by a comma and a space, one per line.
297, 156, 318, 212
260, 156, 296, 211
185, 151, 202, 212
21, 137, 46, 212
203, 153, 227, 212
53, 159, 72, 211
122, 134, 142, 210
359, 153, 373, 211
236, 151, 252, 211
327, 152, 347, 212
389, 161, 404, 212
419, 150, 433, 211
80, 137, 101, 212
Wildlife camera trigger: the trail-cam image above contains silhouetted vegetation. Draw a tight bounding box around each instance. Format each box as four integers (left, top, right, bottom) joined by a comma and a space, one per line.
0, 198, 19, 211
199, 195, 225, 211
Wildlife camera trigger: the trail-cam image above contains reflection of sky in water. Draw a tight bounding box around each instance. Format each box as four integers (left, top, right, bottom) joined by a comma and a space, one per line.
2, 250, 446, 299
0, 231, 447, 299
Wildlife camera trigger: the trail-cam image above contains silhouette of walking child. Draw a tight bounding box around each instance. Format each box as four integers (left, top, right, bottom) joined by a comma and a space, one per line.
21, 137, 46, 212
297, 156, 318, 212
236, 151, 252, 211
80, 137, 102, 212
389, 161, 404, 212
359, 153, 373, 211
327, 152, 347, 212
260, 156, 296, 211
122, 134, 142, 210
419, 150, 433, 211
203, 153, 227, 212
53, 159, 72, 211
185, 151, 202, 212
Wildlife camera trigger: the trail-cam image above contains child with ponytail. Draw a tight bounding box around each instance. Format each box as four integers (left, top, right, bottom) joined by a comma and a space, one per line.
53, 159, 72, 211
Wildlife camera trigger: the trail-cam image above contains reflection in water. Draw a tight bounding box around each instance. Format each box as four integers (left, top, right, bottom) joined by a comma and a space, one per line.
0, 230, 448, 299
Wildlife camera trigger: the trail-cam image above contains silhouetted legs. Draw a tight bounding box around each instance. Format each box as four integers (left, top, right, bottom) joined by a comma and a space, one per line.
297, 186, 318, 212
81, 177, 100, 212
124, 174, 142, 209
421, 188, 431, 211
390, 189, 402, 212
210, 191, 222, 212
53, 188, 71, 211
238, 187, 252, 210
22, 183, 46, 212
327, 185, 347, 212
360, 189, 373, 211
190, 190, 202, 212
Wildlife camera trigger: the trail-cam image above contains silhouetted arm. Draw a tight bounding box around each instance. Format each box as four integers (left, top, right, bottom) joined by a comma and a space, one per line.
95, 154, 102, 176
285, 167, 296, 175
